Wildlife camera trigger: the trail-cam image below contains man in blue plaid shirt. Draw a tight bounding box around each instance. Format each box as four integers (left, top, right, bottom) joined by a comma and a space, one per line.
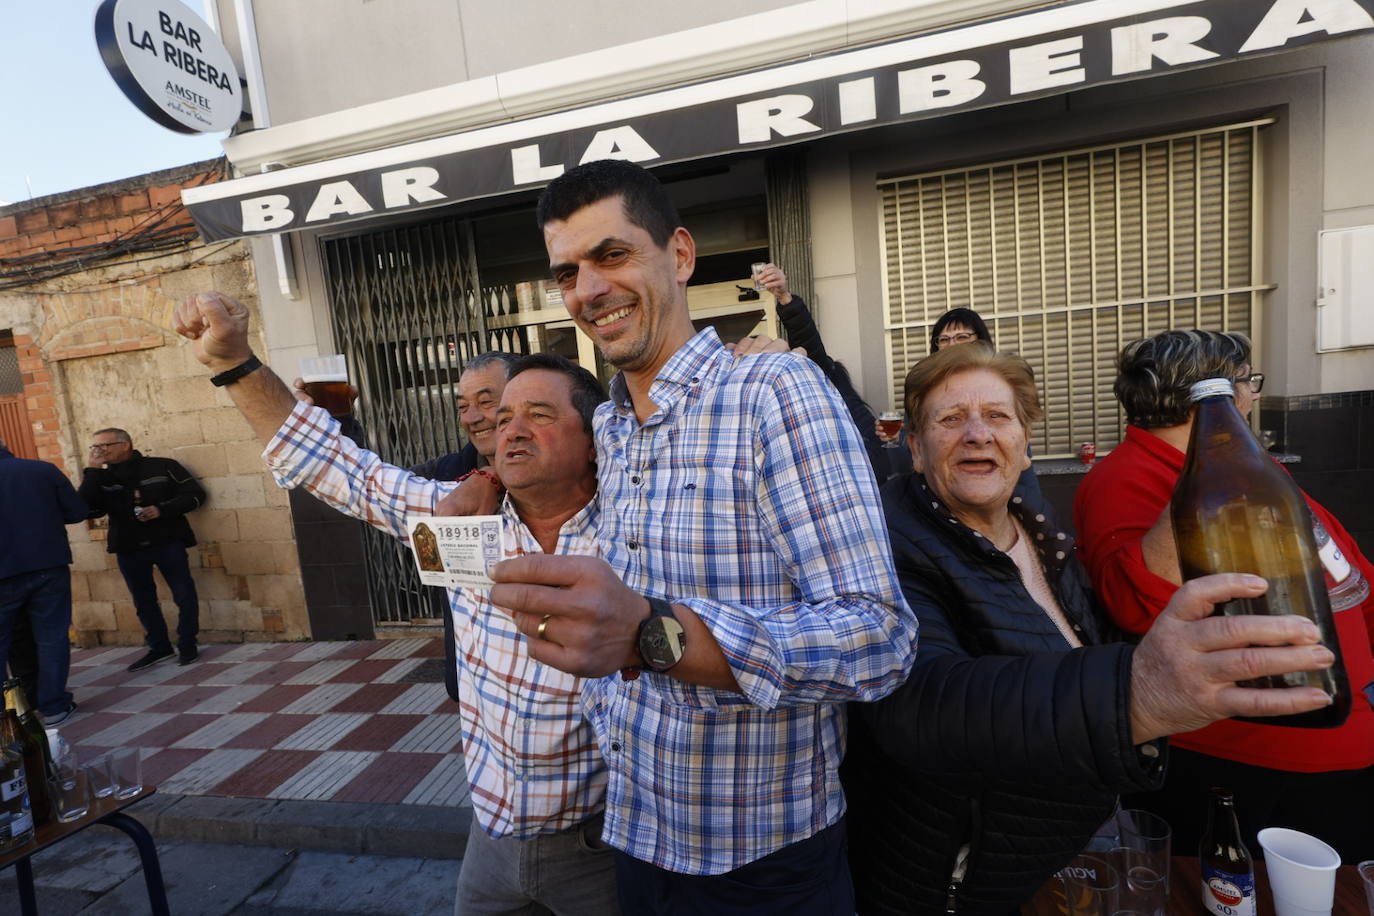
488, 160, 918, 913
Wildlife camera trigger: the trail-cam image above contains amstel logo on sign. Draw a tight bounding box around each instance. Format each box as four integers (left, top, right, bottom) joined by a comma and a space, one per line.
95, 0, 242, 134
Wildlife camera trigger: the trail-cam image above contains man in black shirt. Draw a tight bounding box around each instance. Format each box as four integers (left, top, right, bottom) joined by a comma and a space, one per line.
79, 428, 206, 671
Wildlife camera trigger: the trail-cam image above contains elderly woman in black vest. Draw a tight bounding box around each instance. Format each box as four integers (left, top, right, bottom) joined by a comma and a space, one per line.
843, 342, 1339, 915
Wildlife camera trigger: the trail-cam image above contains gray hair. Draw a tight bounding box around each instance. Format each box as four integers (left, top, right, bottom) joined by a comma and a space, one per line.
92, 427, 132, 443
1114, 330, 1251, 429
462, 351, 518, 377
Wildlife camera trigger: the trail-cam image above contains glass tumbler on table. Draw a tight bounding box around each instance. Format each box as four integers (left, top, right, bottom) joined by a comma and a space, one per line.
109, 747, 142, 800
1062, 853, 1120, 915
53, 766, 90, 822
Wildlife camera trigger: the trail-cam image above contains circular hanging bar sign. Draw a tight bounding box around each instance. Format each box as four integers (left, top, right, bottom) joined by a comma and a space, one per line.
95, 0, 242, 134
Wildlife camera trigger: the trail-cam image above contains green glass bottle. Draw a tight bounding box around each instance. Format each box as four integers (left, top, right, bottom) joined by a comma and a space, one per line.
1, 680, 53, 826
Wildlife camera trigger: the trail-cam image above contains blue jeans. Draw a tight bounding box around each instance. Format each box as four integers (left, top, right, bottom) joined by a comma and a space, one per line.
0, 566, 74, 717
116, 541, 199, 654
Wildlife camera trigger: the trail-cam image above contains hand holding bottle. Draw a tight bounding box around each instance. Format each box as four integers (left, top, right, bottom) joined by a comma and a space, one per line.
1127, 573, 1335, 744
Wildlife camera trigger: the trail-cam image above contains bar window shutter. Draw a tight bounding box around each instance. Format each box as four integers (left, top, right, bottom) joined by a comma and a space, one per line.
879, 121, 1269, 457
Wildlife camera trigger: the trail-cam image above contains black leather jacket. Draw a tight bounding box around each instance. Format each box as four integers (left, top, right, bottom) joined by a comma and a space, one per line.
80, 452, 205, 554
844, 473, 1164, 915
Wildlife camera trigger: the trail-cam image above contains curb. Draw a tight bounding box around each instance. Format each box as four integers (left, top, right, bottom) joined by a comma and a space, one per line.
126, 793, 472, 860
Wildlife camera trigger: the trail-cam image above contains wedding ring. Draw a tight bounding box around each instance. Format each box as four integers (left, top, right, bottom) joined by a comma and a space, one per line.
536, 615, 552, 640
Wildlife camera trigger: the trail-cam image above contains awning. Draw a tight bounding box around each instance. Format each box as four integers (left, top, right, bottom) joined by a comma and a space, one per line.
182, 0, 1374, 242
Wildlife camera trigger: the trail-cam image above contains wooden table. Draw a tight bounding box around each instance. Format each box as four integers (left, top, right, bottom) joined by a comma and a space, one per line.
1023, 855, 1368, 914
0, 786, 168, 916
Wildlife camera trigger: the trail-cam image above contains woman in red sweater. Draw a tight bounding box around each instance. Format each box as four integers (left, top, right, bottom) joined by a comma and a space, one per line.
1074, 329, 1374, 862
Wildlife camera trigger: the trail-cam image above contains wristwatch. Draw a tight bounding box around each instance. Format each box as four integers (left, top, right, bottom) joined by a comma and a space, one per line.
637, 596, 686, 673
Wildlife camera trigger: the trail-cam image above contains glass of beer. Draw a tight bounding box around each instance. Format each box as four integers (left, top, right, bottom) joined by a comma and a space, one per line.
300, 354, 353, 417
878, 411, 903, 448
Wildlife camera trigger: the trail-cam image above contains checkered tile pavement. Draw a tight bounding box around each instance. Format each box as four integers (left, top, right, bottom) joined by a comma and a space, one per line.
59, 639, 474, 810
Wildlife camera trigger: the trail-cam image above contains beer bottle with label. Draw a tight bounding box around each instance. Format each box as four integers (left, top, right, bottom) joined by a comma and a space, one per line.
1171, 378, 1351, 728
0, 680, 53, 826
1200, 788, 1256, 916
0, 740, 34, 851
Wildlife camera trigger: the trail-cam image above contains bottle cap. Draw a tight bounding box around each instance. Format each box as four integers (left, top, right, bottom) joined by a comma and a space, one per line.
1189, 378, 1235, 402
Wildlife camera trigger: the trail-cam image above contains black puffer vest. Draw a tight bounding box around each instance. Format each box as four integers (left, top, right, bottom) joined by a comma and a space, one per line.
844, 474, 1164, 915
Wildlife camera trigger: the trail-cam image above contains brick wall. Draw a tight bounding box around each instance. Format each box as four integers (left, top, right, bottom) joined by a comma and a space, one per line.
0, 161, 310, 647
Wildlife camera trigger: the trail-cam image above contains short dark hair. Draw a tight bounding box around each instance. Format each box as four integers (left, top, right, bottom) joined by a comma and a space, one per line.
463, 351, 517, 377
535, 160, 680, 247
929, 308, 993, 354
1114, 330, 1251, 429
904, 341, 1042, 431
506, 353, 607, 434
92, 427, 132, 443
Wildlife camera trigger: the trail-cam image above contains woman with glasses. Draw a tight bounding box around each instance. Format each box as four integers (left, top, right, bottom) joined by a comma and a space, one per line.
1073, 329, 1374, 863
877, 308, 1048, 505
929, 308, 993, 352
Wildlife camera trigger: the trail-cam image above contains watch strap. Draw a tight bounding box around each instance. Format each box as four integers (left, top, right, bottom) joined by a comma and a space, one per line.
210, 355, 263, 387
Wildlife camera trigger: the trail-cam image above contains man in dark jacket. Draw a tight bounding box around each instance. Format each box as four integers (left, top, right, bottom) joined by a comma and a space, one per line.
0, 435, 88, 722
407, 350, 515, 482
79, 428, 206, 671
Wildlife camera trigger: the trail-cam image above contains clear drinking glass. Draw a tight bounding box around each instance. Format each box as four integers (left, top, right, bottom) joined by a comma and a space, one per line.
87, 755, 116, 799
110, 747, 142, 800
1355, 860, 1373, 915
750, 262, 767, 290
53, 767, 90, 822
1062, 853, 1119, 916
1115, 809, 1171, 916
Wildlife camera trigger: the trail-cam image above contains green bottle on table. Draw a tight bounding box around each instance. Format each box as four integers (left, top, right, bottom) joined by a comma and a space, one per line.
1, 679, 54, 827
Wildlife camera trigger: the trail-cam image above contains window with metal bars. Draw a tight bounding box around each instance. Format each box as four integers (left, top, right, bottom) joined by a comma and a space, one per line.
879, 119, 1272, 456
321, 217, 536, 626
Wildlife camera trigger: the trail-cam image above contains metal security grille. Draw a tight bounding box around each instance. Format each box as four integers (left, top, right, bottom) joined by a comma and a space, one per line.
322, 217, 533, 625
0, 342, 21, 394
879, 120, 1272, 456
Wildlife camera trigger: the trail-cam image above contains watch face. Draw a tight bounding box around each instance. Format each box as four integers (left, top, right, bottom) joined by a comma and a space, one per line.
639, 616, 686, 671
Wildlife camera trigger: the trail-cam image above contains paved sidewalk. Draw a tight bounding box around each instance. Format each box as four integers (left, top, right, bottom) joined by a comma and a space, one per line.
60, 638, 470, 812
2, 638, 476, 912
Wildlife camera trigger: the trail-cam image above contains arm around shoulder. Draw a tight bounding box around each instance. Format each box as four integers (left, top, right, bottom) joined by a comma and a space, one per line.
678, 359, 915, 709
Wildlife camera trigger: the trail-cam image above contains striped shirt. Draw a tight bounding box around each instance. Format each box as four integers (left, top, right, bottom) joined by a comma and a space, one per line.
587, 328, 916, 875
263, 403, 606, 837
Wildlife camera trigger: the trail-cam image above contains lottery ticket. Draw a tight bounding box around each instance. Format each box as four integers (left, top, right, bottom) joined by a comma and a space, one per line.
406, 516, 504, 588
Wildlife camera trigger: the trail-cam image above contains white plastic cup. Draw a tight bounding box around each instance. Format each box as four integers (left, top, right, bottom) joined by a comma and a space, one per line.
1257, 827, 1340, 916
